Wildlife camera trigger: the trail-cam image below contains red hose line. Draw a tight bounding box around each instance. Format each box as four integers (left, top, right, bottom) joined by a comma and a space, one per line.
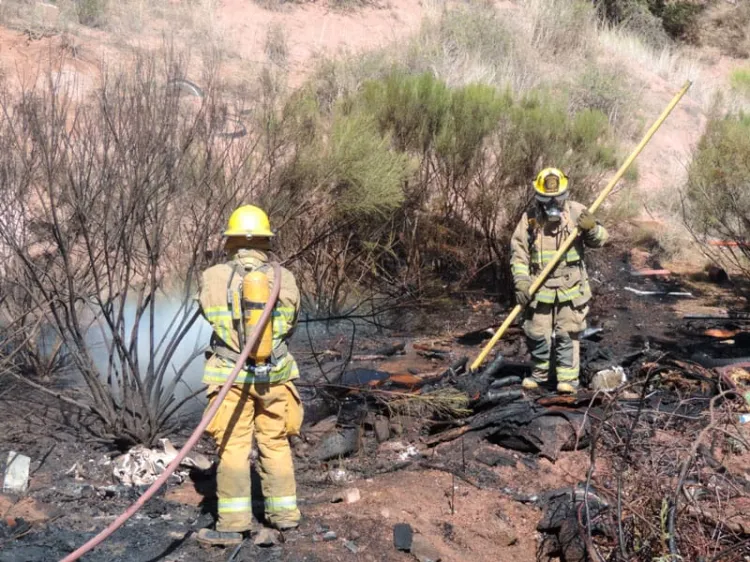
60, 262, 283, 562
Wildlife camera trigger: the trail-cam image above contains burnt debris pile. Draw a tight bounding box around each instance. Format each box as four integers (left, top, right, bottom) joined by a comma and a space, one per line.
296, 315, 750, 561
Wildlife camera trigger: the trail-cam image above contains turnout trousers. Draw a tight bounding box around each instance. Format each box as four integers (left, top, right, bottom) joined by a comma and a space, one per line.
205, 382, 304, 532
523, 300, 588, 384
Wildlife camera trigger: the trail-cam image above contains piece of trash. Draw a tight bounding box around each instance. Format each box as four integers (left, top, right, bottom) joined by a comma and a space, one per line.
344, 540, 360, 554
704, 329, 741, 339
385, 374, 424, 388
398, 445, 420, 461
161, 439, 212, 471
624, 287, 693, 298
2, 451, 31, 494
331, 488, 361, 504
65, 462, 85, 481
708, 240, 750, 248
323, 531, 338, 541
340, 369, 390, 386
739, 414, 750, 424
393, 523, 413, 551
581, 326, 604, 340
591, 366, 626, 391
630, 269, 671, 277
327, 468, 355, 484
112, 438, 209, 487
455, 326, 495, 345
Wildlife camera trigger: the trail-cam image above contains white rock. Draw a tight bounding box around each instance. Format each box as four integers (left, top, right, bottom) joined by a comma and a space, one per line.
3, 451, 31, 494
591, 366, 627, 392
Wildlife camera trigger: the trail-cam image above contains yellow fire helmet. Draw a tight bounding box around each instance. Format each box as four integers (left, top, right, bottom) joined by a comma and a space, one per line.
223, 205, 274, 238
533, 168, 569, 198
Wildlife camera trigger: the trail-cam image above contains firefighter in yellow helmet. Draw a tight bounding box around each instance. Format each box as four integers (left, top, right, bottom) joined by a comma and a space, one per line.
196, 205, 303, 546
510, 169, 608, 394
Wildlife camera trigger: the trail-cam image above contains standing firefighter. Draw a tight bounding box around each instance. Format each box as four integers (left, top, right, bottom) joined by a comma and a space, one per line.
510, 168, 608, 394
196, 205, 303, 546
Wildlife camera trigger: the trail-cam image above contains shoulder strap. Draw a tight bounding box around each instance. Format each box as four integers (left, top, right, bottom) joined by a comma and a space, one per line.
526, 207, 538, 247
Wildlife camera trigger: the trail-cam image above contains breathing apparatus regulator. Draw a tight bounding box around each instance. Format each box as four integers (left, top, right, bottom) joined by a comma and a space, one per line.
533, 168, 569, 223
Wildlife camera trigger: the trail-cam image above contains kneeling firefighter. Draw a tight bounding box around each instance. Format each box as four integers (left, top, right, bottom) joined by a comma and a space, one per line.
510, 168, 608, 394
196, 205, 303, 546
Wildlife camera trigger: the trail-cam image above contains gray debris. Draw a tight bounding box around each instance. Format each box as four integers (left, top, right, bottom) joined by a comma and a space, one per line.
312, 427, 360, 461
344, 540, 360, 553
489, 376, 521, 390
474, 448, 516, 468
374, 416, 391, 443
393, 523, 413, 551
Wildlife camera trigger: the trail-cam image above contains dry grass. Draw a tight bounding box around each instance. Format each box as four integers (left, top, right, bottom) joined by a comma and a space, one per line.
523, 0, 596, 58
596, 25, 713, 110
265, 23, 289, 67
0, 0, 229, 58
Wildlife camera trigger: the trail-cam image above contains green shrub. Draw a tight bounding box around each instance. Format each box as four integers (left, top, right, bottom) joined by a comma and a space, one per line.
76, 0, 108, 27
328, 111, 409, 217
594, 0, 701, 45
686, 112, 750, 277
359, 72, 452, 154
436, 83, 511, 175
659, 2, 703, 43
730, 68, 750, 100
527, 0, 596, 56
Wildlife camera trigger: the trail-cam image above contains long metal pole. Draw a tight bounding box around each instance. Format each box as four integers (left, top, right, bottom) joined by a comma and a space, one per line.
470, 80, 692, 372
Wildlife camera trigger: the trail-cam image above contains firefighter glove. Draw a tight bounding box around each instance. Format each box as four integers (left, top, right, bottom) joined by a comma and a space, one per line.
515, 280, 531, 307
577, 209, 597, 231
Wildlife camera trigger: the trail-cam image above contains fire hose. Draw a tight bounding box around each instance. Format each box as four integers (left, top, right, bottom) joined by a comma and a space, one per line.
470, 80, 693, 372
59, 262, 283, 562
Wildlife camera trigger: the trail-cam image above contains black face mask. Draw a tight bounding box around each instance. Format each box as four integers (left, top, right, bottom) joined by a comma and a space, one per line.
536, 194, 567, 223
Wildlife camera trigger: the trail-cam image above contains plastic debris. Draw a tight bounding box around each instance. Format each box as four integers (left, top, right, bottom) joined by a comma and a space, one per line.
112, 438, 211, 487
591, 366, 627, 391
625, 286, 693, 298
398, 445, 420, 461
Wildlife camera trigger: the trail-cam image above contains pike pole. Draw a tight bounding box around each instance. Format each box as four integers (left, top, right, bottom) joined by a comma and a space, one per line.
470, 80, 692, 373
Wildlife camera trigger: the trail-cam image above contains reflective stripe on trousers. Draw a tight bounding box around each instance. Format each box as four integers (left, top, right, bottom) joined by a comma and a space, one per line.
265, 496, 298, 512
218, 497, 252, 514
